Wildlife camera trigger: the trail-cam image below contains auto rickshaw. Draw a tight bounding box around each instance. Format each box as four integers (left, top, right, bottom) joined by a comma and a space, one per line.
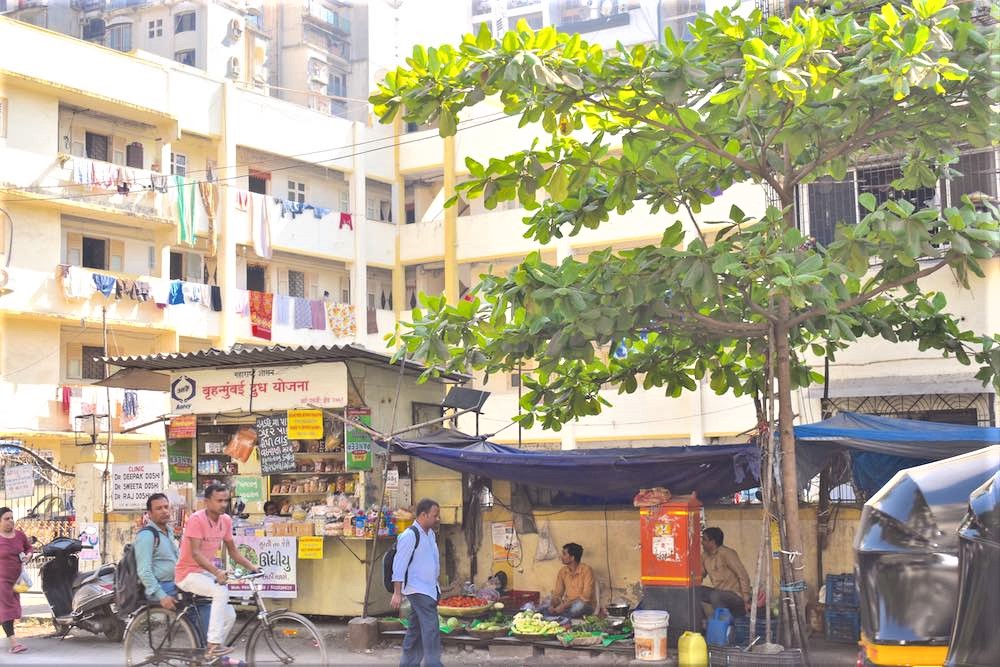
855, 446, 1000, 667
946, 470, 1000, 667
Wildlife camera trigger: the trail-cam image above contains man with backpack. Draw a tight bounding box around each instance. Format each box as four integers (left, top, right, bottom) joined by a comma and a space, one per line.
390, 498, 442, 667
134, 493, 179, 610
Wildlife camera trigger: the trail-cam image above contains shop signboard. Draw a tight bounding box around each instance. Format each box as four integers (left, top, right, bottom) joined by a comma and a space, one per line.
167, 439, 194, 483
287, 409, 323, 440
168, 364, 347, 415
3, 464, 35, 499
297, 536, 324, 560
344, 407, 372, 471
112, 463, 164, 510
229, 536, 297, 598
234, 475, 264, 503
168, 415, 197, 439
256, 415, 295, 475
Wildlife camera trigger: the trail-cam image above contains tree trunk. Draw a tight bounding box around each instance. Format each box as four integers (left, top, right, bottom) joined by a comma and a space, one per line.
773, 312, 811, 657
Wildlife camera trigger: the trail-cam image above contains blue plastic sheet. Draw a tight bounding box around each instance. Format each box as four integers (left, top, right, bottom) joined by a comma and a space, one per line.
390, 431, 760, 500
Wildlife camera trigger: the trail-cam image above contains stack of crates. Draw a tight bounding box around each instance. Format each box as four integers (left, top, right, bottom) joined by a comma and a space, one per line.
823, 573, 861, 643
732, 614, 781, 646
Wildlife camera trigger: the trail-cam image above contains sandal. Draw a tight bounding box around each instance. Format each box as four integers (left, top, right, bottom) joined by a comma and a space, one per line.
9, 643, 27, 654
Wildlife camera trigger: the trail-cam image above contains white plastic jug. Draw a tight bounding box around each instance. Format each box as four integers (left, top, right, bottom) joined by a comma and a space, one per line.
632, 610, 670, 662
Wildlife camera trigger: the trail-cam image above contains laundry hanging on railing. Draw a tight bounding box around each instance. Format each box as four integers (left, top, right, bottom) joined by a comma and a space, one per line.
324, 302, 355, 337
249, 290, 274, 340
249, 192, 273, 259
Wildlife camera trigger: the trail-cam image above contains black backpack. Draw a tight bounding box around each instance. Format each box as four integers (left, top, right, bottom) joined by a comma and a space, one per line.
382, 524, 420, 593
115, 525, 160, 618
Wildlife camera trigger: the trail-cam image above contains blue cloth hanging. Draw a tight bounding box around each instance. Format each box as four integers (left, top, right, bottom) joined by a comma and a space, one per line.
92, 273, 117, 297
168, 280, 185, 305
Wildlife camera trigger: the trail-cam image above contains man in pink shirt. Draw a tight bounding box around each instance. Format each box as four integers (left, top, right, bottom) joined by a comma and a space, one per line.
176, 484, 259, 659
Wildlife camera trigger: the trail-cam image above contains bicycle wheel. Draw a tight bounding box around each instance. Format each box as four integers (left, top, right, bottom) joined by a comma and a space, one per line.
246, 611, 328, 667
123, 606, 199, 667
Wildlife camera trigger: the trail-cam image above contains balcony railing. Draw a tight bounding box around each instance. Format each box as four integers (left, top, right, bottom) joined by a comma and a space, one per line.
304, 1, 350, 34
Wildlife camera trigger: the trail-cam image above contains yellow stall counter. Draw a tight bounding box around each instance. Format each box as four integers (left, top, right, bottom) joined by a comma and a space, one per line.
286, 536, 394, 617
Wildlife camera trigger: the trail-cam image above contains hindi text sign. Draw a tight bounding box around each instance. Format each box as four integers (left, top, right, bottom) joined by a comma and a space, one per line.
167, 415, 197, 439
169, 364, 347, 415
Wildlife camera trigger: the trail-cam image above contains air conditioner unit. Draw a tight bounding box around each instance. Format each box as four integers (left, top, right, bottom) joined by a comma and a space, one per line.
227, 17, 243, 41
227, 56, 242, 79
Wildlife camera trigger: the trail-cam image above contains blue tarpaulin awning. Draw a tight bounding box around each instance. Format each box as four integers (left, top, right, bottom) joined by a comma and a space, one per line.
793, 412, 1000, 494
390, 431, 760, 501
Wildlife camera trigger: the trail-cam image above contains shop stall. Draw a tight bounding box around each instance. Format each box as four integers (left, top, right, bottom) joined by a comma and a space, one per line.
107, 344, 465, 617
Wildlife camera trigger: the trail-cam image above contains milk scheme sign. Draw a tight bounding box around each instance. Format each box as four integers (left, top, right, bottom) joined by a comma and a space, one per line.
169, 363, 347, 414
112, 463, 164, 511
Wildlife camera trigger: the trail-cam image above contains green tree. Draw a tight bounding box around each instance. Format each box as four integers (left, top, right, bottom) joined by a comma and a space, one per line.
372, 1, 999, 647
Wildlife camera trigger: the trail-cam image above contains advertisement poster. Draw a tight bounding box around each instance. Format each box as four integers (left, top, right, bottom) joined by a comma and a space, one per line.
344, 407, 373, 471
169, 364, 347, 414
229, 536, 297, 598
287, 409, 323, 440
167, 415, 197, 439
112, 463, 164, 510
79, 523, 100, 561
256, 415, 295, 474
297, 536, 324, 560
234, 476, 264, 503
3, 464, 34, 499
167, 439, 193, 483
491, 521, 520, 563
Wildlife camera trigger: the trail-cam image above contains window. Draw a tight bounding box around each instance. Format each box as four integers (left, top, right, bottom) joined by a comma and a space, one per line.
248, 171, 269, 195
174, 49, 196, 67
246, 264, 267, 292
339, 191, 350, 213
287, 180, 306, 204
806, 176, 856, 246
125, 142, 143, 169
659, 0, 704, 42
366, 197, 376, 219
174, 11, 196, 34
949, 150, 997, 207
85, 132, 109, 162
81, 345, 106, 381
0, 97, 6, 138
82, 237, 107, 270
169, 251, 204, 283
856, 163, 938, 211
170, 152, 187, 177
147, 18, 162, 38
288, 270, 306, 298
66, 232, 123, 271
107, 23, 132, 52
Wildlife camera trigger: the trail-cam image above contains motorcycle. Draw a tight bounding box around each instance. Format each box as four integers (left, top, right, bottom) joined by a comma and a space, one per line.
38, 536, 125, 641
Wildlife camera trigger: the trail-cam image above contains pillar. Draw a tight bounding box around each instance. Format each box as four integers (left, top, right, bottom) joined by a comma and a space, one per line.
218, 82, 239, 348
351, 122, 368, 344
443, 135, 458, 303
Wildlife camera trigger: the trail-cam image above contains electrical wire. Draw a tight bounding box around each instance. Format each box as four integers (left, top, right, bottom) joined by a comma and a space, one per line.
0, 112, 509, 197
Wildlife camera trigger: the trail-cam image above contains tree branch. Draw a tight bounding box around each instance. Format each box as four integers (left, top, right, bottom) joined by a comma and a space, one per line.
787, 258, 955, 328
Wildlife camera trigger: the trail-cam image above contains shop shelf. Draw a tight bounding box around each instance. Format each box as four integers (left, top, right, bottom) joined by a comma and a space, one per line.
293, 452, 343, 458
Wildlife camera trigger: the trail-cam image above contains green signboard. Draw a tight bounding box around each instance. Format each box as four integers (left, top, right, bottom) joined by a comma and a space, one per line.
234, 476, 264, 503
167, 439, 193, 483
344, 407, 373, 471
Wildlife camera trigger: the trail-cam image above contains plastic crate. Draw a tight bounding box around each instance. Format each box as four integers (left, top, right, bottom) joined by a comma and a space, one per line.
709, 646, 804, 666
824, 573, 859, 608
732, 615, 781, 646
824, 607, 860, 643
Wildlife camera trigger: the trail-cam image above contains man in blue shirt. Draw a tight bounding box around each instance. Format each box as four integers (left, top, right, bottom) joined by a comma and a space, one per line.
134, 493, 179, 610
391, 498, 441, 667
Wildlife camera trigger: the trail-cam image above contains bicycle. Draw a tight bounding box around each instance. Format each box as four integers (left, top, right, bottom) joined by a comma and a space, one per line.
122, 571, 327, 666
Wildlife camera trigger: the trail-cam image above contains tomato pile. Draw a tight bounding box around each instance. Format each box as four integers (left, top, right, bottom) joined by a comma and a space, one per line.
439, 595, 488, 608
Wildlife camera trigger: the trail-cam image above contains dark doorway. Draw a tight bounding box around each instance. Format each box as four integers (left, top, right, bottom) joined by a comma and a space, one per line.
82, 237, 107, 270
85, 132, 109, 161
248, 171, 269, 195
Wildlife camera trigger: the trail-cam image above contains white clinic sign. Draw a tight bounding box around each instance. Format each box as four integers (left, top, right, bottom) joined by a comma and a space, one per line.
168, 363, 348, 415
112, 463, 163, 510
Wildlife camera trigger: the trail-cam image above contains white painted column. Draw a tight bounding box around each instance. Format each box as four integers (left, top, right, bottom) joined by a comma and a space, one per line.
689, 377, 706, 445
561, 422, 577, 450
218, 82, 239, 348
351, 122, 368, 344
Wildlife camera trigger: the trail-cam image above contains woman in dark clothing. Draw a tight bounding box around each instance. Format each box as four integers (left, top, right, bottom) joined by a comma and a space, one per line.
0, 507, 32, 654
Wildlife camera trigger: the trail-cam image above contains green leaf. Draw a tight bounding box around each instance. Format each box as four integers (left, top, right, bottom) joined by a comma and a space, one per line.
858, 193, 877, 212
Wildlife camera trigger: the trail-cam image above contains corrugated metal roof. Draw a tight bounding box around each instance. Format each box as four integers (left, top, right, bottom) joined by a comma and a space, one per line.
103, 343, 467, 382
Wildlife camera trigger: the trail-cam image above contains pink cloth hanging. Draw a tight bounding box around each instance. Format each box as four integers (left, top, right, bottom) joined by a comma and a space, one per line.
339, 212, 353, 230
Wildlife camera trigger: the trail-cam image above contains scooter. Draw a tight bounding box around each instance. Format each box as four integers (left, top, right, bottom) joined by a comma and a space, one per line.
38, 536, 125, 641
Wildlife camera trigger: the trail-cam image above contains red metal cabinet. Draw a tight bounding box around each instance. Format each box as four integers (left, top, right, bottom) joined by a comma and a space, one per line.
639, 496, 703, 587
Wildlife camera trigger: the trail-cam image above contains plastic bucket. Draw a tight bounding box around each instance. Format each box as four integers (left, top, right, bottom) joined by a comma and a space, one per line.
632, 610, 669, 662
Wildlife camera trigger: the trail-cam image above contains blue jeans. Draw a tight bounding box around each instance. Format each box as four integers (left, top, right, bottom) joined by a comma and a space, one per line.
159, 581, 211, 645
401, 593, 442, 667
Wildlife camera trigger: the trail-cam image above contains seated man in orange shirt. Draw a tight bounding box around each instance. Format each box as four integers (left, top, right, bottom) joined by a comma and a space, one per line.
542, 543, 595, 618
